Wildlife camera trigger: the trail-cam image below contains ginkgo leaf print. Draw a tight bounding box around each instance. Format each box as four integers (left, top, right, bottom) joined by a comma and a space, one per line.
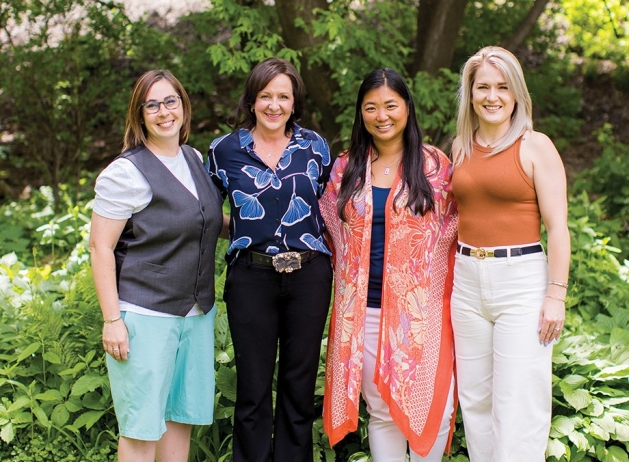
265, 245, 280, 254
310, 134, 331, 165
242, 165, 281, 189
306, 159, 319, 194
277, 153, 292, 170
217, 169, 229, 188
300, 233, 328, 253
233, 190, 265, 220
228, 236, 252, 254
281, 193, 311, 225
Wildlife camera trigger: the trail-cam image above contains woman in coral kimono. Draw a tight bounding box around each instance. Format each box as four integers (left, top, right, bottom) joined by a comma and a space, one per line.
320, 68, 458, 461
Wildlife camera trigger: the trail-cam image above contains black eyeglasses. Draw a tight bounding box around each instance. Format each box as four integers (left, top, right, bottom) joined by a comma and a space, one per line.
141, 95, 181, 114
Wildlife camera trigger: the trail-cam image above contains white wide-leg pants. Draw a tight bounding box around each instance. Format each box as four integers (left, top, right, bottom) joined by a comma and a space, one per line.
362, 307, 454, 462
451, 243, 552, 462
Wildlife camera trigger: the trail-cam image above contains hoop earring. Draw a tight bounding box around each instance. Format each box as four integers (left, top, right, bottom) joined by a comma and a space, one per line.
251, 107, 255, 113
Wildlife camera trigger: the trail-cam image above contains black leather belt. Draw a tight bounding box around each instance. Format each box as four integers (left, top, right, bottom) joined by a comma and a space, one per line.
456, 244, 543, 260
238, 249, 320, 273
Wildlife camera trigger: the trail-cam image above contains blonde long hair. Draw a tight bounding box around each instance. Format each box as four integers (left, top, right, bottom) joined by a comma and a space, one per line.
453, 46, 533, 167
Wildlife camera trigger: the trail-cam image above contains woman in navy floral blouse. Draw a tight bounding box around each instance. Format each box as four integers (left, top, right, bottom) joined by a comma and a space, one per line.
207, 57, 333, 462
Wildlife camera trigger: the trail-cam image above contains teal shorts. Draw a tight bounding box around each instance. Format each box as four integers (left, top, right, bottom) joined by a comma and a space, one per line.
106, 307, 216, 440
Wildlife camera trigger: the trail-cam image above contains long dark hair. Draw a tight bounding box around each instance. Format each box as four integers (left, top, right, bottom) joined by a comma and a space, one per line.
337, 68, 438, 221
229, 57, 305, 136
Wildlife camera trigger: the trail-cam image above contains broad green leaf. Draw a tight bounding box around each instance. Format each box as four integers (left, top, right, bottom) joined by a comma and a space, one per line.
32, 405, 50, 427
59, 362, 86, 377
563, 387, 592, 411
590, 422, 610, 441
596, 365, 629, 381
10, 412, 32, 425
584, 399, 605, 417
615, 422, 629, 442
562, 374, 589, 388
34, 389, 63, 402
593, 414, 617, 433
43, 351, 61, 364
81, 391, 106, 410
546, 438, 568, 459
215, 365, 237, 402
215, 350, 231, 364
64, 398, 83, 413
603, 445, 629, 462
569, 430, 591, 452
16, 342, 41, 362
73, 410, 105, 430
51, 403, 70, 427
0, 422, 14, 443
71, 373, 106, 397
7, 396, 30, 413
551, 415, 576, 437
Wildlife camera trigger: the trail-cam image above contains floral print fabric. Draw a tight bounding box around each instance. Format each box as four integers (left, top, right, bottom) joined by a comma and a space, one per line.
320, 147, 458, 456
207, 124, 332, 256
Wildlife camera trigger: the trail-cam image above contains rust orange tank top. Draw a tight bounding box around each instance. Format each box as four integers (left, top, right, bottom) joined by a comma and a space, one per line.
452, 137, 540, 247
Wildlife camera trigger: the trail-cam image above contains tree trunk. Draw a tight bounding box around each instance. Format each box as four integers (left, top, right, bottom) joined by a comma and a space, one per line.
412, 0, 469, 76
274, 0, 344, 153
500, 0, 551, 52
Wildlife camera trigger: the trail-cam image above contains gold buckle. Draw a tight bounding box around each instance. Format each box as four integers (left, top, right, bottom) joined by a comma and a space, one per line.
471, 248, 494, 260
272, 252, 302, 273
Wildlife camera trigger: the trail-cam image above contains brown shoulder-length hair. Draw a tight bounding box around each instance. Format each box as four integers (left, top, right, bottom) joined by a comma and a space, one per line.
229, 57, 305, 136
122, 69, 192, 152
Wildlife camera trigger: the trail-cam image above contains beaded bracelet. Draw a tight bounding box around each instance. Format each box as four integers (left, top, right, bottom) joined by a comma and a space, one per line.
103, 315, 122, 324
549, 280, 569, 289
546, 295, 565, 302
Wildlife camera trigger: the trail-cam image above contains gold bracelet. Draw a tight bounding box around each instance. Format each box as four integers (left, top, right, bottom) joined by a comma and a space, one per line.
103, 315, 122, 324
549, 280, 568, 289
546, 295, 565, 302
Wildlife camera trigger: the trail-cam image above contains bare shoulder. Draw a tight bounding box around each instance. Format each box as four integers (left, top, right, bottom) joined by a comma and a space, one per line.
521, 130, 562, 166
522, 130, 558, 154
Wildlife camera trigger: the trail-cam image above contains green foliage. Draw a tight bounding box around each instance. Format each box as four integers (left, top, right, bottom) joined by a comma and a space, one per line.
574, 124, 629, 220
0, 0, 136, 206
411, 69, 460, 145
559, 0, 629, 62
526, 60, 584, 152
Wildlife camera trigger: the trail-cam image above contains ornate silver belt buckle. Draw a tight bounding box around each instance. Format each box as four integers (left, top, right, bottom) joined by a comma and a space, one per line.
272, 252, 302, 273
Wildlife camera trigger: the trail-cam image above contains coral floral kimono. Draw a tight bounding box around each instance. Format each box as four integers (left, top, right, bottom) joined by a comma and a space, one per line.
320, 147, 458, 456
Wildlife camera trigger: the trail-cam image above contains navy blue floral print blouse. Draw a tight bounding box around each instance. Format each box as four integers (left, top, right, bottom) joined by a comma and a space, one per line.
207, 124, 332, 256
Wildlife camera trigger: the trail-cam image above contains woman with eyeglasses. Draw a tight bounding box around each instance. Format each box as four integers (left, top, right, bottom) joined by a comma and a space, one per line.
207, 57, 333, 462
89, 69, 225, 462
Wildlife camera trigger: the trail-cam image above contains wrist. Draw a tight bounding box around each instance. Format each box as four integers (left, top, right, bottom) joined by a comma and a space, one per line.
103, 315, 122, 324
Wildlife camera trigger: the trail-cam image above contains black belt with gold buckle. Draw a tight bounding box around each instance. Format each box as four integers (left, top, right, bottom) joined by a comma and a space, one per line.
239, 250, 320, 273
456, 244, 543, 260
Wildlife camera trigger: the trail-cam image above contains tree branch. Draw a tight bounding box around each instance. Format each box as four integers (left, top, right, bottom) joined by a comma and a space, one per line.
500, 0, 551, 52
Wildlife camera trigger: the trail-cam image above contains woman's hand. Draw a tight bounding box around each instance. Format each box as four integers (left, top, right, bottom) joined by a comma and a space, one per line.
538, 296, 565, 346
102, 319, 130, 361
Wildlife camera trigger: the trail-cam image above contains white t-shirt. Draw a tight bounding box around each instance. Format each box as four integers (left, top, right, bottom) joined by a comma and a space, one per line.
93, 147, 205, 317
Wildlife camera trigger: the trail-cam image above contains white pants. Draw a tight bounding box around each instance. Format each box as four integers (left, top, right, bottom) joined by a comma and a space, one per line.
451, 244, 552, 462
362, 307, 454, 462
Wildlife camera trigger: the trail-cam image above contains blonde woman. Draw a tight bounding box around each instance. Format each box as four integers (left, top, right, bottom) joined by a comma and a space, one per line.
451, 46, 570, 462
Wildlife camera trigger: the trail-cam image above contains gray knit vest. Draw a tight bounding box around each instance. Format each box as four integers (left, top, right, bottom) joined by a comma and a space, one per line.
114, 145, 223, 316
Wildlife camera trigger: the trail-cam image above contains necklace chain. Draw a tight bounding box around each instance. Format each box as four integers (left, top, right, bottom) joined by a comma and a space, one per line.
476, 131, 507, 148
376, 154, 403, 175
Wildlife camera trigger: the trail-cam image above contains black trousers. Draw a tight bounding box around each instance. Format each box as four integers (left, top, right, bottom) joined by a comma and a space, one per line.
224, 253, 332, 462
